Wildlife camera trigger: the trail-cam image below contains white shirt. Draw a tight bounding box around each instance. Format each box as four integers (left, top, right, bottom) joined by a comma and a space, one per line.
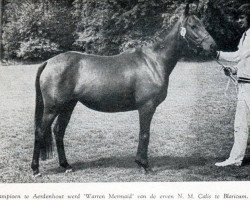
219, 28, 250, 79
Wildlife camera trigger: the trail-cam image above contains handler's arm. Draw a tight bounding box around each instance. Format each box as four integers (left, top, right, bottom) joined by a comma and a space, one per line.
218, 50, 240, 62
218, 32, 250, 62
234, 35, 250, 69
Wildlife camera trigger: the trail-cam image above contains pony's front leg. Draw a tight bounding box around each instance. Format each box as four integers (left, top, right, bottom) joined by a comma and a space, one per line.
135, 101, 156, 173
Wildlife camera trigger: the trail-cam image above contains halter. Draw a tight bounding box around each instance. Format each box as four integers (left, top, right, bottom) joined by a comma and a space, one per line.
185, 32, 210, 48
179, 16, 210, 49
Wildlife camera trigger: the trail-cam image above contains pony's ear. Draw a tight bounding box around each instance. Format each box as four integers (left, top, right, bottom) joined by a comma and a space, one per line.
184, 3, 190, 16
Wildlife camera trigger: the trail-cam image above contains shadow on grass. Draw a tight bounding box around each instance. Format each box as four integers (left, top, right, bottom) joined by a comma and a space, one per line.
49, 155, 214, 173
47, 154, 249, 181
242, 157, 250, 166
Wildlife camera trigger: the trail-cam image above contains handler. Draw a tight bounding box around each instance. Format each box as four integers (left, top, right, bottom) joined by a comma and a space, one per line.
215, 3, 250, 167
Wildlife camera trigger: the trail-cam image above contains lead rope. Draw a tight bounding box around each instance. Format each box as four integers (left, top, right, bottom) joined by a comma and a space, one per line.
215, 59, 238, 97
179, 25, 238, 96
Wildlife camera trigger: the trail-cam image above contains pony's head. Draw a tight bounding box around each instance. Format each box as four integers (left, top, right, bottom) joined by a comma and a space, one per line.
179, 4, 217, 54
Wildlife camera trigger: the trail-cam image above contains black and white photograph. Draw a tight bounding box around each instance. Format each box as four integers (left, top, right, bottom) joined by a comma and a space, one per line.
0, 0, 250, 188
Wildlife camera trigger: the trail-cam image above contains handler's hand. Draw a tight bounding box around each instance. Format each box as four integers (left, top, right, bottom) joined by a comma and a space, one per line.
223, 67, 233, 76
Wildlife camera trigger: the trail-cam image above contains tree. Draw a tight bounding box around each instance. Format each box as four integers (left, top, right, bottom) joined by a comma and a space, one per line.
2, 0, 75, 60
72, 0, 188, 55
204, 0, 249, 51
2, 0, 249, 60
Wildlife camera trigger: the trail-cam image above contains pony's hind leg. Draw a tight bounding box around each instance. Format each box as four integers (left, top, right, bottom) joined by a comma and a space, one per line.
32, 108, 58, 177
53, 101, 77, 173
31, 133, 41, 177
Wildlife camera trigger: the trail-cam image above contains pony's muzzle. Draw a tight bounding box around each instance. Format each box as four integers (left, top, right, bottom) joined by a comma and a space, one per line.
210, 43, 217, 51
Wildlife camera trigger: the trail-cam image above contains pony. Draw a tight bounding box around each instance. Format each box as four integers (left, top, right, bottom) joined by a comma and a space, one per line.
31, 4, 217, 177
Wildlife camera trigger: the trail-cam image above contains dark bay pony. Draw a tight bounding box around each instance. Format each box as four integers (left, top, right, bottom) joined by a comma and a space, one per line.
31, 4, 217, 177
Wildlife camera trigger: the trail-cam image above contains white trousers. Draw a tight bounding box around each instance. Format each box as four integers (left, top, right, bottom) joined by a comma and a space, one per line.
229, 83, 250, 163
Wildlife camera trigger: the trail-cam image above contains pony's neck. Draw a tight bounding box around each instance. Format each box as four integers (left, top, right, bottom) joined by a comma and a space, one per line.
152, 18, 184, 73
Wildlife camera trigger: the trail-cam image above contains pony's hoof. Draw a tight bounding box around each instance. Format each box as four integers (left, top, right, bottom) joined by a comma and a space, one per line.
135, 159, 148, 167
135, 159, 155, 175
144, 167, 155, 175
33, 173, 42, 178
65, 168, 73, 173
64, 165, 73, 173
135, 159, 150, 172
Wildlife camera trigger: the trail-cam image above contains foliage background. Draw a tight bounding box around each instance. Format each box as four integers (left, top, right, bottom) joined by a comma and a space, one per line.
1, 0, 249, 61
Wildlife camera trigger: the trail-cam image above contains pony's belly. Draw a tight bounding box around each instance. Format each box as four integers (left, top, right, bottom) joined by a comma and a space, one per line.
77, 91, 137, 112
78, 98, 136, 112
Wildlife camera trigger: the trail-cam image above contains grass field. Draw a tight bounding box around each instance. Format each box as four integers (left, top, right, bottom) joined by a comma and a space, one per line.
0, 61, 249, 183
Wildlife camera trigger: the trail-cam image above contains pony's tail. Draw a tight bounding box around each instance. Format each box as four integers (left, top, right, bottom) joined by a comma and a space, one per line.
34, 62, 53, 160
35, 62, 46, 130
